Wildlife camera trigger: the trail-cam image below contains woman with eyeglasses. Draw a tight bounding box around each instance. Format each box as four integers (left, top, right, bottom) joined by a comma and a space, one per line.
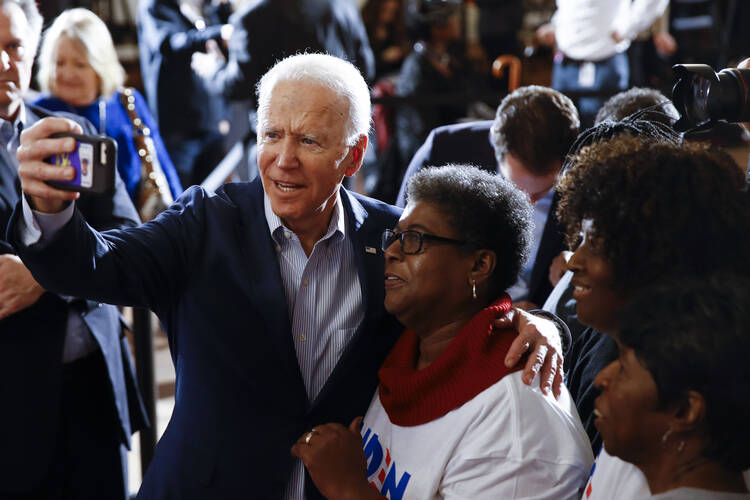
290, 165, 593, 500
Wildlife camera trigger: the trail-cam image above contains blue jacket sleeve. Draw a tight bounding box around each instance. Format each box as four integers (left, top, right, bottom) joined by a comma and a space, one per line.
8, 186, 208, 314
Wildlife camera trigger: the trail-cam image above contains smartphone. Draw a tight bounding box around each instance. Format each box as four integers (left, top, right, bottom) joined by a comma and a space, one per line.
45, 132, 117, 194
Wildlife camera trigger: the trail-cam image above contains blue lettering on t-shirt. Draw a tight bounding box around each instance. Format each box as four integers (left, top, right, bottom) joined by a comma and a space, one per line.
364, 431, 384, 477
362, 426, 412, 499
381, 465, 411, 500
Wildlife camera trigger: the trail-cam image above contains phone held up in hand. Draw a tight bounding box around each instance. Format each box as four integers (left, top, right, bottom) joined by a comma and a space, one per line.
45, 132, 116, 195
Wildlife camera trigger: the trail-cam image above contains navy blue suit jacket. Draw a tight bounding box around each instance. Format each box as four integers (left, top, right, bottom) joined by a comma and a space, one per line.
395, 121, 567, 307
0, 104, 147, 492
10, 178, 402, 498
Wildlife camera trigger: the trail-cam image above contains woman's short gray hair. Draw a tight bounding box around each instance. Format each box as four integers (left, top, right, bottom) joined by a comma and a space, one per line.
37, 8, 125, 99
256, 53, 371, 146
405, 164, 533, 299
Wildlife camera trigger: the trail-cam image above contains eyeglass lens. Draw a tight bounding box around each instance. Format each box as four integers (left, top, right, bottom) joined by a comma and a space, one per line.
381, 230, 422, 254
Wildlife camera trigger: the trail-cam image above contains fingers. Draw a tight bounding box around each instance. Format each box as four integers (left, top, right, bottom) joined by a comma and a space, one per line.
514, 300, 538, 311
294, 423, 346, 447
17, 119, 82, 210
17, 134, 77, 164
349, 416, 363, 433
538, 350, 558, 396
504, 308, 532, 367
290, 442, 304, 459
18, 117, 81, 155
494, 309, 514, 329
19, 160, 77, 186
290, 422, 352, 462
523, 343, 548, 387
552, 355, 564, 400
0, 285, 27, 320
0, 299, 17, 320
18, 160, 80, 209
291, 428, 320, 460
504, 315, 532, 368
549, 252, 573, 286
549, 258, 565, 286
0, 255, 44, 318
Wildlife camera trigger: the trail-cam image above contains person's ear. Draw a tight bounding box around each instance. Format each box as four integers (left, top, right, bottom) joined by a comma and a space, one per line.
470, 249, 496, 287
344, 135, 367, 177
669, 391, 706, 434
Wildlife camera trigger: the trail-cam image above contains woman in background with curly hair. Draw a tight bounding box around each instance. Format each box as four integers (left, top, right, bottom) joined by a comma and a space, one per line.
555, 135, 750, 499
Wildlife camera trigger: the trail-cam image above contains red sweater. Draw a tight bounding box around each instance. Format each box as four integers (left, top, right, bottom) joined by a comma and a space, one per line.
378, 296, 521, 426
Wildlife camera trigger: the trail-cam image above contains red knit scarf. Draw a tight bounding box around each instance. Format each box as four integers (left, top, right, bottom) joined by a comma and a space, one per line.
378, 296, 522, 426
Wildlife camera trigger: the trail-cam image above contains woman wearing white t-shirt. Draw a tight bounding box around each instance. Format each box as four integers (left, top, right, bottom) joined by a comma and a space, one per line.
290, 165, 593, 499
552, 137, 750, 499
589, 278, 750, 499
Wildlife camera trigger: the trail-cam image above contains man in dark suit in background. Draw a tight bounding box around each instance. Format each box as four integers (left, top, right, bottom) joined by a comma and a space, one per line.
12, 54, 564, 499
200, 0, 376, 182
137, 0, 233, 186
396, 85, 580, 309
0, 1, 147, 498
206, 0, 375, 102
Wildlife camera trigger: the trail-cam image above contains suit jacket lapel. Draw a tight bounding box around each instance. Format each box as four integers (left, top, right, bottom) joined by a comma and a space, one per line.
344, 190, 384, 328
0, 154, 18, 220
0, 106, 41, 244
232, 179, 308, 404
0, 107, 35, 218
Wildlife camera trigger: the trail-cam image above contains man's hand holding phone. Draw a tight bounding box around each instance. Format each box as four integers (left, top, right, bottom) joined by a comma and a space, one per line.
18, 117, 82, 213
19, 117, 116, 212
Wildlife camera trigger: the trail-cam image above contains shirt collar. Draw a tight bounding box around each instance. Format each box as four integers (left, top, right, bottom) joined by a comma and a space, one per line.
535, 188, 555, 209
0, 103, 25, 140
263, 191, 347, 247
14, 103, 26, 129
0, 103, 26, 161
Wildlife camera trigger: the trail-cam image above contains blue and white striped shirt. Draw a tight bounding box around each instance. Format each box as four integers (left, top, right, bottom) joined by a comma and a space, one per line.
264, 192, 364, 500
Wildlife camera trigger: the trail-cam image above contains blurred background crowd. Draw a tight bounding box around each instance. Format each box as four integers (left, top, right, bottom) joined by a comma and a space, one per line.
36, 0, 750, 208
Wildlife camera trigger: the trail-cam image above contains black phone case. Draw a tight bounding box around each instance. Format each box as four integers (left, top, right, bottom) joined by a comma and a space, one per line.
46, 132, 117, 195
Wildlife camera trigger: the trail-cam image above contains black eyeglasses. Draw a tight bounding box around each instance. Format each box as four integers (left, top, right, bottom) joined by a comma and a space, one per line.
381, 229, 466, 255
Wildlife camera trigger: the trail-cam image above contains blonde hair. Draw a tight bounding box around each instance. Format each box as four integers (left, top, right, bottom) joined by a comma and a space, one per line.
36, 8, 125, 99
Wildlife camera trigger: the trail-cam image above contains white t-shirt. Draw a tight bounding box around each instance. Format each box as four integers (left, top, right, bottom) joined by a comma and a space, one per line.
582, 448, 750, 500
553, 0, 669, 61
362, 371, 594, 500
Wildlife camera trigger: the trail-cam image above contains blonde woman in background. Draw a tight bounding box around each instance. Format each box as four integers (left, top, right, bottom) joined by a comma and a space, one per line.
34, 8, 182, 219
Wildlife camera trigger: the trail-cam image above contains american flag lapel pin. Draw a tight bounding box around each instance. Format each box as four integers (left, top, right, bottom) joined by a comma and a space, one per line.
365, 246, 377, 254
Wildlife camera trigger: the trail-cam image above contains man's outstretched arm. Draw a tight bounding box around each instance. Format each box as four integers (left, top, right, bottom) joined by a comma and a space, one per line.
10, 117, 198, 311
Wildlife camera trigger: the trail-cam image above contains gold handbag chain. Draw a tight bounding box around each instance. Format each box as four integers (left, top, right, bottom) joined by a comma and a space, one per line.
119, 88, 174, 221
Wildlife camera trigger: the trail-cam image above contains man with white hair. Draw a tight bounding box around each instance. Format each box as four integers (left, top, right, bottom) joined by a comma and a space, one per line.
11, 53, 564, 499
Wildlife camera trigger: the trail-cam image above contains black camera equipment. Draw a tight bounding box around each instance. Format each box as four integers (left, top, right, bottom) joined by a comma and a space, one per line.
671, 64, 750, 131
